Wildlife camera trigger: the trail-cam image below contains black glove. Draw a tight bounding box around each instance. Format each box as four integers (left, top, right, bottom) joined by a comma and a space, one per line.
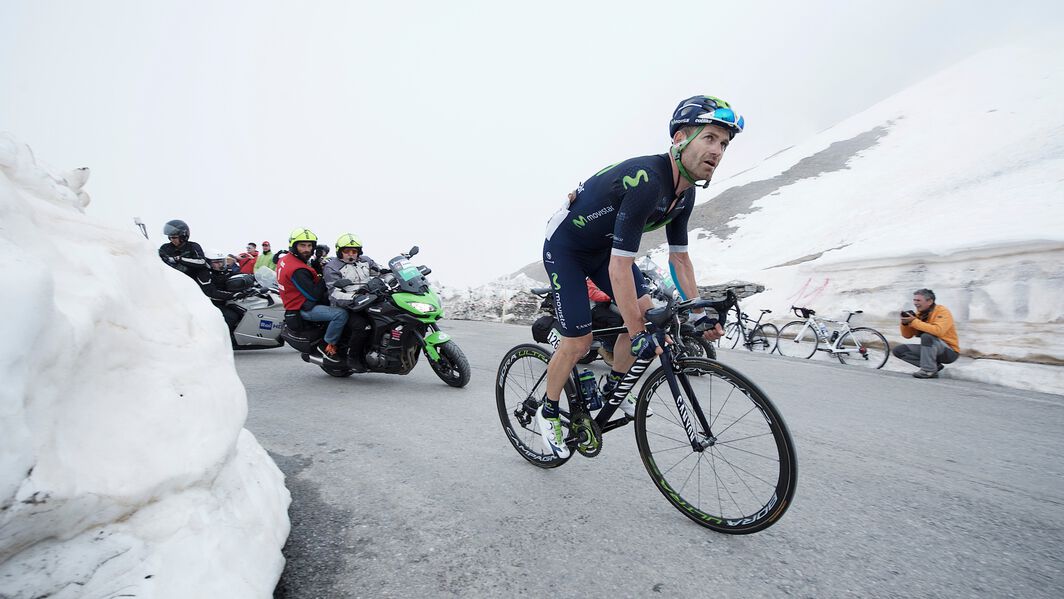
334, 278, 353, 289
691, 312, 720, 332
630, 331, 659, 359
165, 256, 178, 265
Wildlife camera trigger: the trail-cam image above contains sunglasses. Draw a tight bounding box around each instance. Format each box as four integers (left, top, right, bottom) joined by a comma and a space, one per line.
698, 107, 744, 132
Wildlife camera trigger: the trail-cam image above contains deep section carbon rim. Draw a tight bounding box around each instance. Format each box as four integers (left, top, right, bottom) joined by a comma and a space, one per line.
495, 344, 570, 468
635, 357, 797, 533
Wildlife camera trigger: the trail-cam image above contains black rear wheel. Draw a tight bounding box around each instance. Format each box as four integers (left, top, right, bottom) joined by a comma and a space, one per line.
634, 357, 797, 533
429, 341, 471, 387
750, 323, 778, 354
495, 344, 572, 468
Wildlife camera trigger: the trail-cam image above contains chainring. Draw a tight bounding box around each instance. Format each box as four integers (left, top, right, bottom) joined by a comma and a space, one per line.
571, 413, 603, 458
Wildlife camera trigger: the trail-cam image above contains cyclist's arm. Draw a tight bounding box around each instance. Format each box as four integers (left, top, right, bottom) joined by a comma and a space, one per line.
668, 251, 700, 310
608, 255, 644, 337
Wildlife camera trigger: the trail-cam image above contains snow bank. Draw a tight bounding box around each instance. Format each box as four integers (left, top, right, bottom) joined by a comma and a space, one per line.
0, 135, 289, 597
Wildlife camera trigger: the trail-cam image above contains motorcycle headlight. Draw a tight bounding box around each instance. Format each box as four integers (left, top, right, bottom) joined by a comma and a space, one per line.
409, 301, 436, 314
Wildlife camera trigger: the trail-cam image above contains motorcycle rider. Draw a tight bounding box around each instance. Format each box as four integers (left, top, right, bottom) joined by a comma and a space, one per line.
199, 249, 244, 342
276, 228, 348, 363
158, 219, 207, 277
324, 234, 380, 372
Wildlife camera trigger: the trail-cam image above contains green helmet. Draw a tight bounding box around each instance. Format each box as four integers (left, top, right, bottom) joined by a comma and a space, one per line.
288, 227, 318, 250
335, 233, 363, 251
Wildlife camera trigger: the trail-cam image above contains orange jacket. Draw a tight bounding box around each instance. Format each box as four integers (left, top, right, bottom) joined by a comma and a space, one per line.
901, 304, 960, 353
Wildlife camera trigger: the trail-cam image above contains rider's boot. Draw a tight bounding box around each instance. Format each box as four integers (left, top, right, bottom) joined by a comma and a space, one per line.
535, 401, 570, 459
601, 373, 652, 418
316, 342, 341, 364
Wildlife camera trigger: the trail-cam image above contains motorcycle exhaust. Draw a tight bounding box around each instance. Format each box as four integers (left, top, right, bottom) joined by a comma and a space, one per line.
302, 353, 325, 366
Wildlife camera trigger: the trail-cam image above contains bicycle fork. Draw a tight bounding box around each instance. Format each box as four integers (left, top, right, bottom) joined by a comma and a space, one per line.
658, 347, 717, 452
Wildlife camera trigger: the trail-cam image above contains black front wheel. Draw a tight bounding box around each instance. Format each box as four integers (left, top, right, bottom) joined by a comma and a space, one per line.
428, 341, 471, 387
634, 357, 798, 534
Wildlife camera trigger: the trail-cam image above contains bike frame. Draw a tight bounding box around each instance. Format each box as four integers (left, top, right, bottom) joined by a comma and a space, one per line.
792, 312, 866, 356
552, 303, 719, 451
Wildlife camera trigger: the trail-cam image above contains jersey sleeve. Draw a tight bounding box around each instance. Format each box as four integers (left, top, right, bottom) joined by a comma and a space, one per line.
610, 167, 662, 257
665, 195, 694, 252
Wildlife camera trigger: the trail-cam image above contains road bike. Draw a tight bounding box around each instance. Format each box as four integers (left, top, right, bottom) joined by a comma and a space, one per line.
776, 306, 890, 369
496, 296, 798, 534
718, 290, 777, 354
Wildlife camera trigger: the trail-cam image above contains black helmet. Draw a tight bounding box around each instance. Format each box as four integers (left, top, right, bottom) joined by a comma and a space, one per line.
314, 244, 330, 256
163, 219, 190, 241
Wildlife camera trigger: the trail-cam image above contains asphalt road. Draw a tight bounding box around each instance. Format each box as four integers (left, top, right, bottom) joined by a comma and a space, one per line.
238, 320, 1064, 598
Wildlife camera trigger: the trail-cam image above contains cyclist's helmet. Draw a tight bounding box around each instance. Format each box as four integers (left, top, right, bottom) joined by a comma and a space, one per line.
288, 227, 318, 251
669, 95, 744, 139
335, 233, 363, 263
163, 219, 190, 241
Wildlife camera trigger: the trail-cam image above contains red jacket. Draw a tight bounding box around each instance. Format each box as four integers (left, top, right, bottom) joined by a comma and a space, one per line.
238, 251, 259, 274
276, 254, 320, 310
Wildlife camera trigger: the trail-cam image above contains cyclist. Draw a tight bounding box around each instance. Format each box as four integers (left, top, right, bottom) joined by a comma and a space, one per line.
537, 95, 738, 458
276, 228, 348, 363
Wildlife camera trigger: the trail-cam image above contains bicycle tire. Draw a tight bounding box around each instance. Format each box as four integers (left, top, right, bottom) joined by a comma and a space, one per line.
836, 327, 890, 369
723, 322, 743, 349
750, 324, 778, 354
495, 343, 572, 469
776, 321, 818, 359
634, 357, 797, 534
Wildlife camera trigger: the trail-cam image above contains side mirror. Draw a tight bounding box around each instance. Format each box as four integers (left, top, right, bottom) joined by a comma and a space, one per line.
408, 246, 419, 257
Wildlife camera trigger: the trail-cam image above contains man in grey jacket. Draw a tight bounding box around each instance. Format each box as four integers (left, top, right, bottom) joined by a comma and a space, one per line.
324, 234, 380, 372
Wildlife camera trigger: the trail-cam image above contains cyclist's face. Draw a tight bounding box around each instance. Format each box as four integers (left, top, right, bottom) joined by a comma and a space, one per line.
677, 124, 731, 182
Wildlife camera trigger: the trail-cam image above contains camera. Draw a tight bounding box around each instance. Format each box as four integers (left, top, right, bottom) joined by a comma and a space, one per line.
900, 310, 915, 317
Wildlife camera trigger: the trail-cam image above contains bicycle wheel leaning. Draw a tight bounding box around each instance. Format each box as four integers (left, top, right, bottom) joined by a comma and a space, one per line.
836, 327, 890, 369
495, 343, 572, 468
750, 323, 778, 354
776, 321, 818, 359
634, 357, 798, 534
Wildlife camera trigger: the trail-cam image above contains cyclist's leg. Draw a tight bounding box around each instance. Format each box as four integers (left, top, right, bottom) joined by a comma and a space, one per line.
589, 262, 651, 374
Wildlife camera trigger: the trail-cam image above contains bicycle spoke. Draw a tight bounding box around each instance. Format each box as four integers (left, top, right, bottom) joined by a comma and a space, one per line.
711, 448, 780, 490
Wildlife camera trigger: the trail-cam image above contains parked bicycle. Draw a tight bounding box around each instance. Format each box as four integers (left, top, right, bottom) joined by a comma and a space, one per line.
776, 307, 890, 369
718, 290, 777, 353
496, 295, 798, 534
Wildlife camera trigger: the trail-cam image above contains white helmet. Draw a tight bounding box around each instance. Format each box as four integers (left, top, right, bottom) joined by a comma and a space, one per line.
207, 249, 226, 269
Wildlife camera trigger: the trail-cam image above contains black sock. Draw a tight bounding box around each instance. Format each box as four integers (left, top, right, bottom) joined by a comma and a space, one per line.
542, 395, 559, 418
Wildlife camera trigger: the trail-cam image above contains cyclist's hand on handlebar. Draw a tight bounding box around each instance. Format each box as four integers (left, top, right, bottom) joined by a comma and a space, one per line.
630, 332, 663, 359
702, 322, 725, 342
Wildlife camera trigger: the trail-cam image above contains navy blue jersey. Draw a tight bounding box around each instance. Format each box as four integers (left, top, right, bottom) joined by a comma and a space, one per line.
545, 154, 695, 256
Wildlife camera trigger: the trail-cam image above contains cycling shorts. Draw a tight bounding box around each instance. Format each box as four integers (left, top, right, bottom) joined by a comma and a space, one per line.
542, 240, 647, 337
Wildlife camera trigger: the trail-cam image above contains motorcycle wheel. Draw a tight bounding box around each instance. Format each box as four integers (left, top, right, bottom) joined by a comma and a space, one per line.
428, 342, 471, 388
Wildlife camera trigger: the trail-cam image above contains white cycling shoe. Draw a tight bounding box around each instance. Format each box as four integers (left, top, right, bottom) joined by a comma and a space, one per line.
536, 405, 570, 459
617, 393, 652, 418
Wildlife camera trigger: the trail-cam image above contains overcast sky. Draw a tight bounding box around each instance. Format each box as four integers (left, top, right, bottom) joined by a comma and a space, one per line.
3, 0, 1061, 286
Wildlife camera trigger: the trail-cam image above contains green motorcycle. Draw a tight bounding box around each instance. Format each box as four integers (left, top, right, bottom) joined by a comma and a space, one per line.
288, 246, 470, 387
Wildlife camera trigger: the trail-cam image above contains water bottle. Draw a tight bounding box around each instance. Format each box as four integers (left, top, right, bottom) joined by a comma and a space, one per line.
818, 323, 829, 338
578, 370, 603, 410
829, 331, 839, 343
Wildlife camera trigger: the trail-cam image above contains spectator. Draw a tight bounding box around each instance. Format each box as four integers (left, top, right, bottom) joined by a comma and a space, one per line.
892, 288, 960, 378
237, 242, 259, 274
255, 240, 276, 272
225, 254, 241, 275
